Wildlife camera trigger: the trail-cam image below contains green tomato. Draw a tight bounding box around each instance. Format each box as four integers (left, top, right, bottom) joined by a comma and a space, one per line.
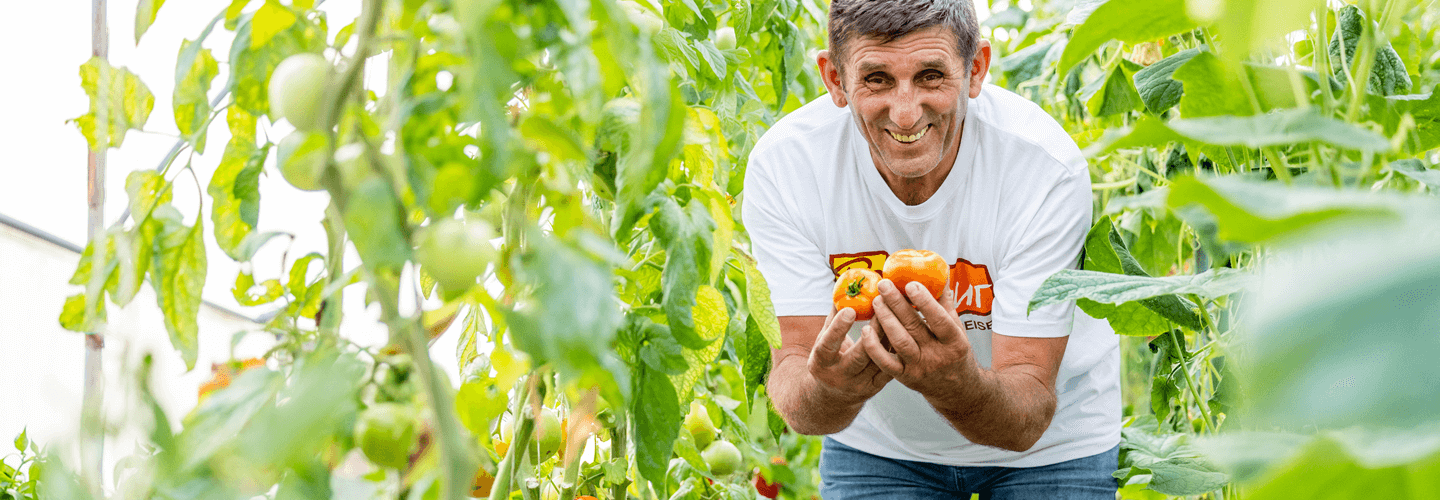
715, 27, 737, 51
332, 143, 374, 190
276, 131, 329, 191
268, 53, 333, 131
534, 407, 564, 461
684, 400, 718, 450
355, 403, 419, 469
414, 218, 496, 293
701, 440, 743, 476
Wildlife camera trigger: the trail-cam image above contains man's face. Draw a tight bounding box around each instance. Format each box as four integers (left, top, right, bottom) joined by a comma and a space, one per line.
820, 26, 989, 181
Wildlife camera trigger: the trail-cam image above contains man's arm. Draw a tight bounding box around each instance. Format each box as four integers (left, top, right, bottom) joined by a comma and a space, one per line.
768, 311, 892, 435
862, 281, 1066, 452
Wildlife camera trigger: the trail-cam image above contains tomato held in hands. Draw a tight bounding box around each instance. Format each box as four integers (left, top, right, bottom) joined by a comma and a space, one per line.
833, 268, 881, 320
882, 249, 949, 301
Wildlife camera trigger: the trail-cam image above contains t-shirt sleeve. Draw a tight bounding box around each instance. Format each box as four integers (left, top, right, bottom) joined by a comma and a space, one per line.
741, 155, 835, 317
990, 165, 1092, 338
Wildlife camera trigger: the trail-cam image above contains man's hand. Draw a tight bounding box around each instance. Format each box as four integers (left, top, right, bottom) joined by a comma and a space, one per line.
861, 279, 982, 400
808, 307, 893, 404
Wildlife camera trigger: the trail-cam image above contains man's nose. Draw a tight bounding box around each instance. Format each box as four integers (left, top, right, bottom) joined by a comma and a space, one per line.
889, 83, 923, 131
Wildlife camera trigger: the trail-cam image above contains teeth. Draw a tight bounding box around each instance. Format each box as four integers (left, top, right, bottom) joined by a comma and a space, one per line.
890, 126, 928, 143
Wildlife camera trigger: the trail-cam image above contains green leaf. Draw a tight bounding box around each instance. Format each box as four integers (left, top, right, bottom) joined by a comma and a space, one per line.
741, 315, 772, 404
1204, 0, 1321, 67
455, 380, 510, 444
1133, 48, 1200, 113
1083, 63, 1143, 117
632, 367, 682, 486
174, 40, 219, 153
1069, 216, 1206, 331
71, 57, 154, 150
125, 170, 172, 222
232, 272, 284, 306
505, 232, 626, 388
150, 217, 206, 370
1076, 299, 1172, 337
693, 40, 728, 80
134, 0, 167, 44
1173, 50, 1253, 118
997, 41, 1053, 88
1368, 92, 1440, 153
1032, 269, 1250, 312
1117, 419, 1229, 496
1328, 5, 1411, 96
639, 323, 689, 376
14, 429, 27, 453
739, 254, 781, 349
670, 286, 728, 398
1166, 176, 1401, 244
649, 196, 715, 349
250, 0, 298, 49
1057, 0, 1197, 76
59, 293, 101, 333
1239, 224, 1440, 430
1097, 109, 1392, 153
1129, 212, 1183, 276
1240, 436, 1440, 500
210, 137, 266, 260
343, 179, 411, 270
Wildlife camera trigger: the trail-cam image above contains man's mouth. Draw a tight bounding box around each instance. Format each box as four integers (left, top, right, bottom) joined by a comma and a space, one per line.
888, 125, 930, 144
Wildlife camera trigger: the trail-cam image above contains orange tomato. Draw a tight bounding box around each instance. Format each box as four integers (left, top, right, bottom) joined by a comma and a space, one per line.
832, 268, 881, 320
198, 357, 266, 400
882, 249, 949, 301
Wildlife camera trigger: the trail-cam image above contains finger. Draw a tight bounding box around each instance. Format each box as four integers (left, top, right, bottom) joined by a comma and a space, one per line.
877, 279, 929, 338
871, 292, 923, 363
913, 283, 964, 343
837, 332, 874, 376
812, 307, 855, 365
860, 324, 905, 376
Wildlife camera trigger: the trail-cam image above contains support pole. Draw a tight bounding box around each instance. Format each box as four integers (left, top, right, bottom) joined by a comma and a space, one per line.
82, 0, 108, 493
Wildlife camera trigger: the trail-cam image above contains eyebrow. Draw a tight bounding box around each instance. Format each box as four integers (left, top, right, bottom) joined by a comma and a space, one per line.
856, 59, 950, 74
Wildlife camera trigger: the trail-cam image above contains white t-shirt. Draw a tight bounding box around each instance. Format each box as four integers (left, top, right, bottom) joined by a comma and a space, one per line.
742, 84, 1121, 467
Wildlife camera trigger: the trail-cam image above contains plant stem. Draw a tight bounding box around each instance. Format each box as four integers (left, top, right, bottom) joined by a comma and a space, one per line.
491, 376, 541, 500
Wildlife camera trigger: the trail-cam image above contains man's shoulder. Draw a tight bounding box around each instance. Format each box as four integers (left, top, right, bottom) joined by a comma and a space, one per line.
750, 95, 852, 163
971, 84, 1086, 176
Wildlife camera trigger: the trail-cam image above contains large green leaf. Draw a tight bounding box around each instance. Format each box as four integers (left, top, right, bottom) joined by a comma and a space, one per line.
343, 178, 411, 270
1097, 109, 1392, 153
1239, 223, 1440, 430
209, 137, 266, 260
1049, 216, 1208, 333
505, 232, 626, 387
1083, 63, 1143, 117
1057, 0, 1197, 76
174, 39, 218, 153
149, 214, 206, 370
71, 57, 154, 150
648, 196, 716, 349
1389, 159, 1440, 189
1328, 5, 1411, 96
739, 254, 781, 349
1235, 434, 1440, 500
632, 367, 682, 486
1114, 417, 1229, 496
1032, 269, 1249, 314
1173, 50, 1253, 118
1166, 176, 1402, 244
1203, 0, 1323, 66
669, 285, 727, 399
1133, 48, 1201, 113
1368, 92, 1440, 153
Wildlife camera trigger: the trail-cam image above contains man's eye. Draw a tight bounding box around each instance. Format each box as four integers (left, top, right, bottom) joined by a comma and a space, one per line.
866, 76, 886, 85
921, 72, 943, 82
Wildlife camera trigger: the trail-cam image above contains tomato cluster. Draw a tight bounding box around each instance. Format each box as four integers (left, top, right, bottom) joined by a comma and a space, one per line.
832, 249, 950, 319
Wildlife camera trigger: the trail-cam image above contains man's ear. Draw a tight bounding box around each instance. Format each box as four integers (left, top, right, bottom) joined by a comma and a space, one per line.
968, 39, 992, 99
817, 50, 848, 107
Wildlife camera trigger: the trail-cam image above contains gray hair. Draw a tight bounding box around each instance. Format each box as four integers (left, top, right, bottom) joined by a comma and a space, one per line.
827, 0, 981, 74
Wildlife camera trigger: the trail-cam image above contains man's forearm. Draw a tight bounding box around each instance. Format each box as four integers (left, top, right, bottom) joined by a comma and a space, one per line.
926, 366, 1056, 452
768, 353, 868, 435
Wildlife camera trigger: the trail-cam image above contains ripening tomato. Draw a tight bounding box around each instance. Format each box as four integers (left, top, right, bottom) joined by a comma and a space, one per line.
268, 53, 332, 131
701, 440, 743, 476
754, 471, 780, 498
882, 249, 949, 301
833, 268, 881, 320
355, 403, 420, 469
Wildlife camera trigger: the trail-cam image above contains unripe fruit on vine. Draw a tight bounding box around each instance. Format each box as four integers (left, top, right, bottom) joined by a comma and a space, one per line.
354, 403, 419, 469
268, 53, 333, 131
535, 408, 565, 461
414, 219, 496, 293
701, 440, 742, 476
276, 131, 329, 191
715, 27, 737, 50
683, 401, 718, 450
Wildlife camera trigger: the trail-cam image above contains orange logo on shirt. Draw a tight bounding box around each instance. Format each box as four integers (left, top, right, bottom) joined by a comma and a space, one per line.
827, 252, 994, 316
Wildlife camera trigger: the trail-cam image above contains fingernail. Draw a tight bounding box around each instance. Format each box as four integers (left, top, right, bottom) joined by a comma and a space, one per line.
909, 282, 924, 296
879, 279, 894, 292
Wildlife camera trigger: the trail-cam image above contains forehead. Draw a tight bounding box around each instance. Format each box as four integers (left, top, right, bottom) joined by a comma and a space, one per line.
845, 25, 963, 72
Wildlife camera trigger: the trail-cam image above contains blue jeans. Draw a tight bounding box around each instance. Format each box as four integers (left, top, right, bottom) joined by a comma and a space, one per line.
819, 438, 1119, 499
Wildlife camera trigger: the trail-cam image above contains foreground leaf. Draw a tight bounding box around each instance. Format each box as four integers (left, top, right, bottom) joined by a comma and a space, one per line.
1057, 0, 1196, 76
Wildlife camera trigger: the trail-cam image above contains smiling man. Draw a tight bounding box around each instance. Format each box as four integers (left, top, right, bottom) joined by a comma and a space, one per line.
740, 0, 1122, 498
